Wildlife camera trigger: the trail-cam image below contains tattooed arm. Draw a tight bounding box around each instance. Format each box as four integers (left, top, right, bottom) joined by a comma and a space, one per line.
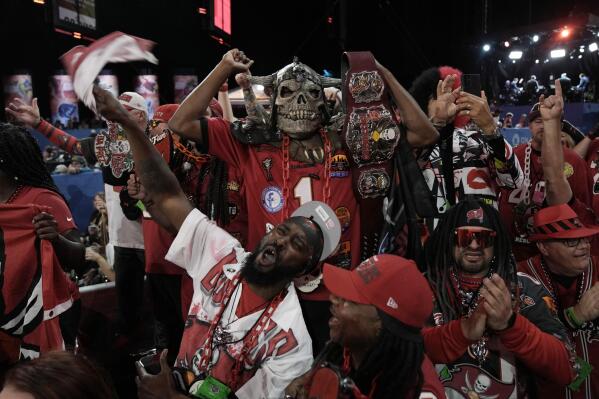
93, 85, 192, 232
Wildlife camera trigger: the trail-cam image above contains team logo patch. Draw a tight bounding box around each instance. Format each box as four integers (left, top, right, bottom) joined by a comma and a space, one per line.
356, 256, 380, 283
466, 207, 484, 224
519, 294, 536, 310
262, 186, 284, 213
227, 181, 240, 192
330, 154, 349, 178
564, 162, 574, 178
227, 203, 239, 219
335, 207, 351, 232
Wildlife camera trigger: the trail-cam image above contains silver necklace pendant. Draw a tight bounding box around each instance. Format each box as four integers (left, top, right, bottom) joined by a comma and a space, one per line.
213, 325, 232, 346
469, 335, 489, 365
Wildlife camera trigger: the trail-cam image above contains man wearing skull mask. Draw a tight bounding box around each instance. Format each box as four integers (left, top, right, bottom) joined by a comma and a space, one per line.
169, 49, 438, 351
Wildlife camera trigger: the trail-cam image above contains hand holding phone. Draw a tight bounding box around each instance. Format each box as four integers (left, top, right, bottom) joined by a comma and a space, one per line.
461, 74, 482, 96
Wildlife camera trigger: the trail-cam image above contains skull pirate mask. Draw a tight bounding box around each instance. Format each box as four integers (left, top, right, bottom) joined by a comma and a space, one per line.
250, 58, 341, 139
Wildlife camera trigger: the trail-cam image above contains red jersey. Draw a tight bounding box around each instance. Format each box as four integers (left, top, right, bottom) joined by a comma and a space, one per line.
13, 186, 80, 300
518, 255, 599, 399
204, 118, 360, 300
586, 138, 599, 217
499, 143, 594, 261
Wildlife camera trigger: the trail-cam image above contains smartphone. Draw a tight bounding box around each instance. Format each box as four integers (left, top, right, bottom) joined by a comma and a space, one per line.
136, 349, 161, 375
461, 74, 482, 95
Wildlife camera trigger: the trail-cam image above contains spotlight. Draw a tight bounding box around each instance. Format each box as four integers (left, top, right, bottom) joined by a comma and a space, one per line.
560, 28, 570, 38
504, 41, 510, 47
535, 59, 539, 64
512, 60, 516, 64
570, 56, 574, 59
544, 59, 549, 63
532, 34, 539, 42
482, 44, 491, 52
579, 47, 585, 53
508, 50, 523, 59
589, 42, 598, 52
498, 60, 502, 63
578, 54, 583, 59
550, 49, 566, 58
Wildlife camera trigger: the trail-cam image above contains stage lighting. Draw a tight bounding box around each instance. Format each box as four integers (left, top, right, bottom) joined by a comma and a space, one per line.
508, 51, 523, 59
579, 48, 585, 53
483, 44, 491, 52
504, 41, 510, 47
535, 59, 539, 64
578, 54, 583, 59
544, 59, 549, 63
560, 28, 570, 38
589, 42, 598, 52
532, 34, 539, 42
33, 0, 45, 4
550, 49, 566, 58
498, 60, 502, 63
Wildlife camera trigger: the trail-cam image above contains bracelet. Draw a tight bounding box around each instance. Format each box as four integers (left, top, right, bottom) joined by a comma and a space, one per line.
564, 306, 584, 329
219, 82, 228, 92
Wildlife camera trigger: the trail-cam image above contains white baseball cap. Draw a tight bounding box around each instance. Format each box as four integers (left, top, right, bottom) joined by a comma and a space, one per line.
118, 92, 148, 114
291, 201, 341, 261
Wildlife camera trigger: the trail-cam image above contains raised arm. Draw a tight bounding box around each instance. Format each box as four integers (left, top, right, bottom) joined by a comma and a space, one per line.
375, 61, 439, 148
5, 98, 85, 156
93, 86, 191, 232
168, 49, 253, 143
217, 82, 237, 123
235, 72, 270, 126
539, 80, 571, 205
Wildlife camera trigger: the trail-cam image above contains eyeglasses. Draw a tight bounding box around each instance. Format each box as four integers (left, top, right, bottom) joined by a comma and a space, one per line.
553, 237, 590, 248
454, 229, 496, 248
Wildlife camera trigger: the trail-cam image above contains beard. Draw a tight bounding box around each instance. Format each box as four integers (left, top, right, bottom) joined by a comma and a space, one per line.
240, 249, 299, 287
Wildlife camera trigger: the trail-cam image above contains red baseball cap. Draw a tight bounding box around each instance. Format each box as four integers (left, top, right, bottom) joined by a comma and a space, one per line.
323, 254, 433, 328
153, 104, 179, 122
528, 204, 599, 241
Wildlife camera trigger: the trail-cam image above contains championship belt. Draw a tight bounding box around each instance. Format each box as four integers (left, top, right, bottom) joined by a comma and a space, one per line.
341, 52, 400, 260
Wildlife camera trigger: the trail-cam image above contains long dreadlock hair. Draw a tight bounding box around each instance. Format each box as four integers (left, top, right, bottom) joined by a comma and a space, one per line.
0, 122, 63, 198
318, 310, 425, 399
423, 198, 518, 322
353, 311, 424, 399
168, 136, 230, 226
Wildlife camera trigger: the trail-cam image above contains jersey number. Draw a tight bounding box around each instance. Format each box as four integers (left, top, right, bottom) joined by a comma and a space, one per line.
293, 177, 314, 206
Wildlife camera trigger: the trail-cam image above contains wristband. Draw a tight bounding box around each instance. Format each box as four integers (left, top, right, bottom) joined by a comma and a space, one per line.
219, 82, 228, 92
564, 306, 584, 329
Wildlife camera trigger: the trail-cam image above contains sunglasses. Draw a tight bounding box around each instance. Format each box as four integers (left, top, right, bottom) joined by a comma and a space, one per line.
454, 229, 496, 248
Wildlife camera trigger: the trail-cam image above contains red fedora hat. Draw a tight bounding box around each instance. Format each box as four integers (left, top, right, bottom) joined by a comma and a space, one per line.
528, 204, 599, 241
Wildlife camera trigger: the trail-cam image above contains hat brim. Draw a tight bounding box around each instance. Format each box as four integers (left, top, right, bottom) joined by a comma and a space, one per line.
323, 264, 369, 305
291, 201, 341, 261
528, 226, 599, 241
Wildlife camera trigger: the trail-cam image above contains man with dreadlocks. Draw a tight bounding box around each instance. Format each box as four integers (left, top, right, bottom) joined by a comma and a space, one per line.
6, 93, 149, 349
169, 49, 438, 351
0, 122, 85, 360
284, 254, 446, 399
422, 198, 576, 398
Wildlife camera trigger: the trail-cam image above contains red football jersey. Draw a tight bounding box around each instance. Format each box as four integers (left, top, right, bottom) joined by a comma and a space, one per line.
499, 144, 594, 261
205, 119, 360, 299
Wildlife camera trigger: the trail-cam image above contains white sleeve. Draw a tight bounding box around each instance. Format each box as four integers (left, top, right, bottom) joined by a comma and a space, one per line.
165, 208, 240, 280
235, 339, 313, 399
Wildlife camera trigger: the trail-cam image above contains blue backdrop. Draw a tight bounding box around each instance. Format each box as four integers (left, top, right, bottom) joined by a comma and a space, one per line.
52, 169, 104, 231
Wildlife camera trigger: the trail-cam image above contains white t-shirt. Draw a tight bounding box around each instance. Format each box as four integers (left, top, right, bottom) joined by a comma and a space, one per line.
104, 184, 144, 249
166, 208, 313, 399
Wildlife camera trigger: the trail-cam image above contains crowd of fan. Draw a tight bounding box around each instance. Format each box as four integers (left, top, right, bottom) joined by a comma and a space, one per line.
0, 47, 599, 399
